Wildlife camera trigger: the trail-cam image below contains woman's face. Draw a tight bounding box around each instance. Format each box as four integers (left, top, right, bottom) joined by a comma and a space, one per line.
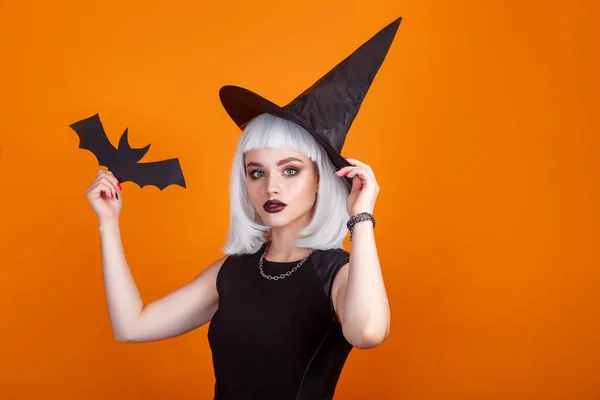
244, 147, 319, 228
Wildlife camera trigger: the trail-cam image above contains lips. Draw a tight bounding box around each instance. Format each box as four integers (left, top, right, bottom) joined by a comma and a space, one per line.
263, 200, 287, 213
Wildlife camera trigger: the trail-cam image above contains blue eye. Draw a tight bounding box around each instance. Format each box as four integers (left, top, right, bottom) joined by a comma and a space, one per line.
249, 170, 264, 179
248, 168, 299, 179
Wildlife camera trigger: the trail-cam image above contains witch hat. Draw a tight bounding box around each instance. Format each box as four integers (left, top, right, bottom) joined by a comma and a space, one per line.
219, 17, 402, 187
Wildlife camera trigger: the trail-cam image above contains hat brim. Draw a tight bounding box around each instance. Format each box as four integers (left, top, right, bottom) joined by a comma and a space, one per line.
219, 85, 353, 189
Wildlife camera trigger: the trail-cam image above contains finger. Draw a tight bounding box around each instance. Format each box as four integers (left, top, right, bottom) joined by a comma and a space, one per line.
335, 166, 357, 175
345, 158, 375, 179
336, 164, 375, 180
98, 176, 119, 194
88, 182, 116, 200
346, 168, 367, 179
96, 169, 121, 188
346, 168, 375, 188
98, 172, 121, 190
344, 162, 377, 186
351, 174, 363, 193
345, 158, 370, 168
97, 168, 113, 177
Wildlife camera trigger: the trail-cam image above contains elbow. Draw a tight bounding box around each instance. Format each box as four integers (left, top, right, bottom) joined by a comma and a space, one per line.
114, 332, 132, 343
112, 316, 143, 343
345, 323, 390, 349
113, 326, 137, 343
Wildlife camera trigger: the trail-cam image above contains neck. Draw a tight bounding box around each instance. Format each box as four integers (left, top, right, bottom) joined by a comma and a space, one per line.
265, 211, 314, 262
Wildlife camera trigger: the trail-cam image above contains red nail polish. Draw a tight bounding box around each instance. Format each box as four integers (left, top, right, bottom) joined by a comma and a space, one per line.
117, 183, 122, 190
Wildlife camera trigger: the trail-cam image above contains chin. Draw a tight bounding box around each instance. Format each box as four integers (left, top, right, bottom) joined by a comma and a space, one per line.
259, 213, 291, 227
259, 208, 313, 228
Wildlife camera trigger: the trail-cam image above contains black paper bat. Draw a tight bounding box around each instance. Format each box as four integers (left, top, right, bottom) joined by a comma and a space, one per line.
70, 113, 186, 190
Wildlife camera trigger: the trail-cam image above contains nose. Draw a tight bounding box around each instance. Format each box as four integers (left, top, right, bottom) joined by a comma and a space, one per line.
262, 185, 280, 196
262, 174, 281, 196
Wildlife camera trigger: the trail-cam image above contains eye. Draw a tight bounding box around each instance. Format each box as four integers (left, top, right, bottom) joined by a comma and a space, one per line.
284, 168, 299, 176
248, 168, 299, 179
248, 170, 265, 179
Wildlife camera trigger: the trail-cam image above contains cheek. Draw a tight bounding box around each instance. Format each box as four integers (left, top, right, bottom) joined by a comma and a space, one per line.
291, 182, 317, 206
246, 182, 261, 202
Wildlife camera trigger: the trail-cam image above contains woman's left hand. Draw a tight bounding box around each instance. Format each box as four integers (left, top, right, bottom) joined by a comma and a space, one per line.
335, 158, 380, 216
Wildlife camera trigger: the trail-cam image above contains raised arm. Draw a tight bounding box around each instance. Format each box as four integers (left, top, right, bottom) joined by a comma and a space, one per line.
87, 169, 225, 343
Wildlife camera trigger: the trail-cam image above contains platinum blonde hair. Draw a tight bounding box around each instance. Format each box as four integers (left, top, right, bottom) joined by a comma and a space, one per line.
221, 113, 350, 255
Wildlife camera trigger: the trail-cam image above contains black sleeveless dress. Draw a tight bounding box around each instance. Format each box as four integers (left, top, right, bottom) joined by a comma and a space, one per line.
207, 242, 353, 399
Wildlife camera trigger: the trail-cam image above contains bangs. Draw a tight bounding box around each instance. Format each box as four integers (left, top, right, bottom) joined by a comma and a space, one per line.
239, 113, 321, 162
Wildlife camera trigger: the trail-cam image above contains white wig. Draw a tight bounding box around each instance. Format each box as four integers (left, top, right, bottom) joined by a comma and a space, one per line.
221, 113, 350, 255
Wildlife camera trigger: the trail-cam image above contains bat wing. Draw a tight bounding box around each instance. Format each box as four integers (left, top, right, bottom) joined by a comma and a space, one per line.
71, 113, 187, 190
69, 114, 119, 169
120, 157, 187, 190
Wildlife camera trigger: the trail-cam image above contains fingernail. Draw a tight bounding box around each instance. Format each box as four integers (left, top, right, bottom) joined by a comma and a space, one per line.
111, 192, 114, 198
117, 183, 122, 190
116, 192, 119, 200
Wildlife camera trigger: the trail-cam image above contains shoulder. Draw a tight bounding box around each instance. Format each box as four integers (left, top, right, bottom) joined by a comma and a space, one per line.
309, 247, 350, 293
196, 254, 230, 288
311, 247, 349, 272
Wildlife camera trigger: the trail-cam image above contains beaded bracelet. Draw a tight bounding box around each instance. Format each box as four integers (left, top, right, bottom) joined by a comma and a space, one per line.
347, 212, 376, 241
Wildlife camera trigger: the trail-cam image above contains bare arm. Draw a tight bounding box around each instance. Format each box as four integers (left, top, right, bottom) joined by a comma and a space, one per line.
332, 221, 390, 349
85, 169, 225, 344
332, 158, 389, 349
100, 220, 225, 343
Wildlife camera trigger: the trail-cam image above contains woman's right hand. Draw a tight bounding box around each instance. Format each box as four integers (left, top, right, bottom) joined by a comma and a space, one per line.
86, 169, 123, 225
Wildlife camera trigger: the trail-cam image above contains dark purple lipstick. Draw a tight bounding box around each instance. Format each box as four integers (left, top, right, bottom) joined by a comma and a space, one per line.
263, 200, 287, 213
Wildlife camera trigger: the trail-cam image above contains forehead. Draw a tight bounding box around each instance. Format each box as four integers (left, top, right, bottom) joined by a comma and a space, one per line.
244, 147, 309, 163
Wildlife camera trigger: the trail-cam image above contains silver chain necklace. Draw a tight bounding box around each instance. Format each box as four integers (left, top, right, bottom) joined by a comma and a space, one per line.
258, 241, 314, 280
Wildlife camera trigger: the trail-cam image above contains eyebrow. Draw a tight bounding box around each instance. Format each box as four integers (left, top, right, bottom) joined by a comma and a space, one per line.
246, 157, 304, 168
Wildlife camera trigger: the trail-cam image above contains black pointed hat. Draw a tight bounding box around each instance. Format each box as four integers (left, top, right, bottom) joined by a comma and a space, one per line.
219, 17, 402, 187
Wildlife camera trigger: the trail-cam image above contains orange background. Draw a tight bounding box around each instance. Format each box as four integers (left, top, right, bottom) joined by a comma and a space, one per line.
1, 0, 599, 399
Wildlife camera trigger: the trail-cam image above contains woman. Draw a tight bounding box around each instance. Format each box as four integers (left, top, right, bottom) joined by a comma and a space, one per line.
86, 17, 400, 400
